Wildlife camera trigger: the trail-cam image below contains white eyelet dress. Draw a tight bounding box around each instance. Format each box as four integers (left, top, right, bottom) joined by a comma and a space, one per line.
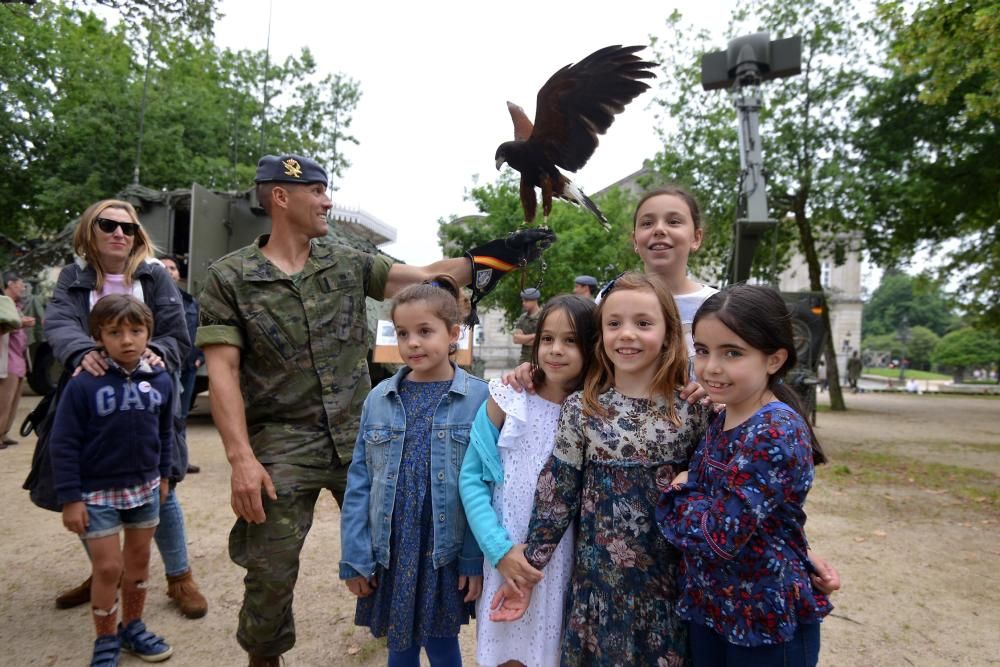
475, 380, 574, 667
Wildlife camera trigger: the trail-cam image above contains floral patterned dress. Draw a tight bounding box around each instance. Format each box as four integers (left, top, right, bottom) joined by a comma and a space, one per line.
524, 387, 708, 667
354, 379, 472, 650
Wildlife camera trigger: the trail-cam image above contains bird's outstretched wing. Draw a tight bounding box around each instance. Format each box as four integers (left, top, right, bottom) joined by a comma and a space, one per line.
530, 45, 657, 172
507, 101, 533, 141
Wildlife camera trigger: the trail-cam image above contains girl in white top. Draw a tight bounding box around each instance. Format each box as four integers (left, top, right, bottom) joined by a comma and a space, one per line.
460, 295, 598, 667
599, 186, 718, 360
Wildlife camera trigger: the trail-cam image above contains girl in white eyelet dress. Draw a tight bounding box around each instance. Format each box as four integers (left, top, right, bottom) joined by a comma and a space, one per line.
460, 295, 598, 667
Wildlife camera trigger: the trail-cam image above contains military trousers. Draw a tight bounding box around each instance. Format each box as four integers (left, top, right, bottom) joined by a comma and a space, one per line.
229, 460, 348, 657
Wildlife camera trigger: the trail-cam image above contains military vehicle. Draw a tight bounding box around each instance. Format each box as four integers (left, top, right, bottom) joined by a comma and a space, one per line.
9, 183, 398, 395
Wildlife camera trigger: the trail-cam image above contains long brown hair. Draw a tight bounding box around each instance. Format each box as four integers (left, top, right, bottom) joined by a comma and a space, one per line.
582, 272, 688, 425
632, 185, 703, 231
529, 294, 598, 391
693, 284, 827, 464
73, 199, 157, 291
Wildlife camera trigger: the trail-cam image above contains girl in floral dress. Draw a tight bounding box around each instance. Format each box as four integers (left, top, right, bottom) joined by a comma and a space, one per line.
340, 277, 488, 666
460, 295, 598, 667
656, 285, 831, 666
493, 272, 709, 666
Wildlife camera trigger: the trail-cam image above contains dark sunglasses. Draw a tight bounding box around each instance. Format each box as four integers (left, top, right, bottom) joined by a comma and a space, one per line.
94, 217, 138, 236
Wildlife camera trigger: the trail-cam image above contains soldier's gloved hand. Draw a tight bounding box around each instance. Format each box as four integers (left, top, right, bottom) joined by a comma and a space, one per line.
464, 227, 556, 325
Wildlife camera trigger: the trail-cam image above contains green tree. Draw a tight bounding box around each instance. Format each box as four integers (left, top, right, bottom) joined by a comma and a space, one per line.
854, 1, 1000, 328
932, 327, 1000, 383
0, 2, 360, 246
905, 326, 940, 372
862, 271, 957, 338
438, 173, 641, 325
649, 0, 871, 411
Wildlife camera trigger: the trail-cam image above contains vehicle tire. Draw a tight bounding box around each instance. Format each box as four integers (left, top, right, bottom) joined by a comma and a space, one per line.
27, 342, 63, 395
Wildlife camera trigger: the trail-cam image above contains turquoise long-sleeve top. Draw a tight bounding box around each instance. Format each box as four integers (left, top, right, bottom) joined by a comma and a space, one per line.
458, 402, 514, 567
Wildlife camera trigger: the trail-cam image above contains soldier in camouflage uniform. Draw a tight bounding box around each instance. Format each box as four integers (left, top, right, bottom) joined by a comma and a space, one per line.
196, 154, 554, 667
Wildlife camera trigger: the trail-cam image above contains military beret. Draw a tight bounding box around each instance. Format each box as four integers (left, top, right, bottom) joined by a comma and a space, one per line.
575, 275, 598, 287
520, 288, 541, 300
254, 154, 328, 187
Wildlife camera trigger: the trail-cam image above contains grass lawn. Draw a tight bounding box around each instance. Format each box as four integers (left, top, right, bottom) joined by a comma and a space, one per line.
863, 367, 951, 380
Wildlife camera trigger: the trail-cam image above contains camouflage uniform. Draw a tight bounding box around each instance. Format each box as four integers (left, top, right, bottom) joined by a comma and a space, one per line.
196, 235, 392, 657
514, 310, 540, 364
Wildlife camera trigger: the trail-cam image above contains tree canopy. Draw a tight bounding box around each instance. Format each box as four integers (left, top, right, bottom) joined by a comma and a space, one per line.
0, 2, 359, 245
932, 327, 1000, 381
862, 271, 957, 338
853, 0, 1000, 329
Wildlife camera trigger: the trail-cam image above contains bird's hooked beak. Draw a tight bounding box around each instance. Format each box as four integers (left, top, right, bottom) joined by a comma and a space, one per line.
495, 156, 506, 171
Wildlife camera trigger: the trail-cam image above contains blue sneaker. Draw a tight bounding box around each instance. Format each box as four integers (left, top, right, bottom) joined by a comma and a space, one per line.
117, 619, 173, 662
90, 635, 120, 667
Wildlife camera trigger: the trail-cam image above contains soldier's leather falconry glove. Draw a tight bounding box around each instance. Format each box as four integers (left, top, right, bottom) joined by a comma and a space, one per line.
464, 227, 556, 326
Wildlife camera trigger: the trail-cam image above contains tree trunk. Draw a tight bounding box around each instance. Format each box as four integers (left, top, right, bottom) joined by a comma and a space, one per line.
792, 194, 847, 411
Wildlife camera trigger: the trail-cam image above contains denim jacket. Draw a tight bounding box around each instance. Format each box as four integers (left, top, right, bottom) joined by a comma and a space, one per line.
339, 363, 489, 580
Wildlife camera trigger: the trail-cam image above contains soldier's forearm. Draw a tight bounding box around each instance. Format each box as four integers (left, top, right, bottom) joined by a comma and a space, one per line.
203, 346, 256, 465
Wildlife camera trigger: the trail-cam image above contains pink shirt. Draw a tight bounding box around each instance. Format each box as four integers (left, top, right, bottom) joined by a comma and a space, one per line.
6, 301, 27, 378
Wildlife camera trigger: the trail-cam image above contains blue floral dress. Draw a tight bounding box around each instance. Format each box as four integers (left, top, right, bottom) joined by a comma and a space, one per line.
524, 388, 708, 667
355, 379, 473, 650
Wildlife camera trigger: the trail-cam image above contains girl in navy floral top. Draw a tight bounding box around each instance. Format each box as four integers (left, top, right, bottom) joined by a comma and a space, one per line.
657, 284, 832, 667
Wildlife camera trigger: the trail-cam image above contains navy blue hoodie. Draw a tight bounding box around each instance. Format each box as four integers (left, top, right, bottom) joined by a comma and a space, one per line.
50, 359, 173, 505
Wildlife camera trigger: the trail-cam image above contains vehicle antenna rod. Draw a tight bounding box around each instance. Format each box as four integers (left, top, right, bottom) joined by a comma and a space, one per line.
258, 0, 273, 156
133, 28, 153, 185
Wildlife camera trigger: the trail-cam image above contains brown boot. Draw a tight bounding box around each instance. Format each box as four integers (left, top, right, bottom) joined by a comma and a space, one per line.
166, 570, 208, 619
55, 575, 92, 609
248, 655, 282, 667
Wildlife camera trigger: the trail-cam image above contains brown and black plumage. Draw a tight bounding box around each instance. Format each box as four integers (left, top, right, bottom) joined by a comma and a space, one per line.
495, 45, 657, 229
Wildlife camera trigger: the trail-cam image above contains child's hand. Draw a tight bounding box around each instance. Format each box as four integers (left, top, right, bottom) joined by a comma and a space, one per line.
459, 575, 483, 603
62, 501, 88, 534
501, 363, 535, 394
496, 544, 543, 595
345, 575, 377, 598
160, 478, 169, 503
808, 550, 842, 595
489, 580, 532, 622
679, 380, 707, 404
670, 471, 689, 489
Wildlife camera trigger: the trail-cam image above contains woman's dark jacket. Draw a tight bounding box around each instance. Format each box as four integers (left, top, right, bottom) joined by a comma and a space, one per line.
44, 258, 191, 374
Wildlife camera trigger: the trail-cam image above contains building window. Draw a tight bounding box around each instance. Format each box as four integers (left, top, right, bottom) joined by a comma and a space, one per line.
821, 261, 831, 289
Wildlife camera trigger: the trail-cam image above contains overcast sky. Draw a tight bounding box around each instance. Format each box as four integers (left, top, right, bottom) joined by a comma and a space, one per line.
214, 0, 740, 265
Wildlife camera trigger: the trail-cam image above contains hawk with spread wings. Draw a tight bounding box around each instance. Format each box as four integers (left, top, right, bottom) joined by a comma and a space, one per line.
495, 45, 656, 229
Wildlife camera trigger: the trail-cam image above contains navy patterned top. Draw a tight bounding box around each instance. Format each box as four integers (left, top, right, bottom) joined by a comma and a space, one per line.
656, 402, 832, 647
354, 378, 473, 650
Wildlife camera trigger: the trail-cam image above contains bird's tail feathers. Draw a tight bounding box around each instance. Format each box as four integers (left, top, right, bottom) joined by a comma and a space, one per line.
563, 179, 610, 230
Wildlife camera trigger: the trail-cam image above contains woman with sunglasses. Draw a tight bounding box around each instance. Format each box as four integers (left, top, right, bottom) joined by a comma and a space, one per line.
43, 198, 209, 620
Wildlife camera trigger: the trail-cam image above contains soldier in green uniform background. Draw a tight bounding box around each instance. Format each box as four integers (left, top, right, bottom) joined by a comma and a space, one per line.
512, 287, 541, 365
196, 154, 552, 667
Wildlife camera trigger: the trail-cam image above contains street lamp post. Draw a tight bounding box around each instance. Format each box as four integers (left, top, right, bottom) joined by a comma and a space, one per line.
897, 316, 911, 381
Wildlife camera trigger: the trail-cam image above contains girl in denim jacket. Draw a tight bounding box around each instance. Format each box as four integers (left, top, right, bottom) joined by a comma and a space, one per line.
340, 276, 488, 667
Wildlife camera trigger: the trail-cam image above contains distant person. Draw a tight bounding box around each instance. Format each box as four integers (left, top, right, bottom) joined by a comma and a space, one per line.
572, 275, 597, 299
847, 351, 862, 393
817, 359, 828, 392
160, 255, 203, 474
44, 198, 207, 620
50, 295, 175, 665
512, 288, 541, 365
0, 271, 36, 447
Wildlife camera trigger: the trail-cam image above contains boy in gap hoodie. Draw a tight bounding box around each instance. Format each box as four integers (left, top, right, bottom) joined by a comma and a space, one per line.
50, 294, 174, 666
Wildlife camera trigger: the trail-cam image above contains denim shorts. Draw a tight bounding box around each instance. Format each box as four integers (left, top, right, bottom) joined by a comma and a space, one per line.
83, 496, 160, 540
